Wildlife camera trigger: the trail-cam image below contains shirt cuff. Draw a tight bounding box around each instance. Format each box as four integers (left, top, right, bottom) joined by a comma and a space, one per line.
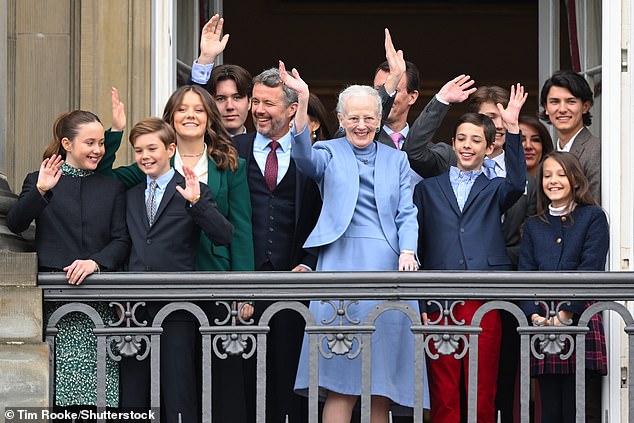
191, 61, 214, 85
435, 93, 450, 105
292, 122, 309, 137
297, 263, 313, 271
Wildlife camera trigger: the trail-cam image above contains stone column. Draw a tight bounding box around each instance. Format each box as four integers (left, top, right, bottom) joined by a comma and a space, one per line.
0, 174, 48, 412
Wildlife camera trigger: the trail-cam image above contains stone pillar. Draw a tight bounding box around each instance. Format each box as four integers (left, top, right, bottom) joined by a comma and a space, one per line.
0, 174, 48, 412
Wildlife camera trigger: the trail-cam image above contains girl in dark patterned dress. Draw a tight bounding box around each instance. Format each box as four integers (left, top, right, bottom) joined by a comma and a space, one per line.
519, 151, 608, 423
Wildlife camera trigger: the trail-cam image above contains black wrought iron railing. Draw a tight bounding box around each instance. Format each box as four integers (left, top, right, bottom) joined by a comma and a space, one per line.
40, 271, 634, 423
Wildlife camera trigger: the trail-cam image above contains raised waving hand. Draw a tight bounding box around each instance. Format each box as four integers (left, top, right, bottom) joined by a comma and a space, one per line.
176, 166, 202, 204
36, 154, 64, 195
197, 14, 229, 65
279, 60, 309, 132
437, 74, 477, 104
498, 83, 528, 133
111, 87, 126, 132
383, 28, 406, 95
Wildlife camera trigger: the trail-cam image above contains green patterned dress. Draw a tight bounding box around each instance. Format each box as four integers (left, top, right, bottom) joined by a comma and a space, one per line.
44, 301, 119, 407
42, 164, 120, 407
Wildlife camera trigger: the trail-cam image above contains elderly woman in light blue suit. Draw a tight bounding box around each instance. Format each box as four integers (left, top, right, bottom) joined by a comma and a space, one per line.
279, 61, 425, 423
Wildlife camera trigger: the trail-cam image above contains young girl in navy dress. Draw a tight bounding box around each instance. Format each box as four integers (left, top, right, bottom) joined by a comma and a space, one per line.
519, 151, 608, 423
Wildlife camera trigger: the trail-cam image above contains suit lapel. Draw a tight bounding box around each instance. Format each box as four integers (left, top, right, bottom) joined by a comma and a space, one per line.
153, 172, 181, 225
569, 127, 590, 156
462, 173, 491, 213
437, 173, 461, 216
377, 129, 396, 149
133, 183, 151, 231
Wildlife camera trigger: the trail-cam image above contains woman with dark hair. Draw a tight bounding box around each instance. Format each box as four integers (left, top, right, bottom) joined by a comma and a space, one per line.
520, 151, 608, 423
518, 115, 554, 177
307, 92, 332, 142
7, 110, 130, 412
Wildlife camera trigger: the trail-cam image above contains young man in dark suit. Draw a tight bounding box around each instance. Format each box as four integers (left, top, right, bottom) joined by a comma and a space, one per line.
120, 117, 233, 423
414, 85, 527, 423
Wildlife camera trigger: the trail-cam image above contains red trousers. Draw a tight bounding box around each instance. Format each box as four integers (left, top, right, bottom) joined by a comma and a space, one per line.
427, 300, 501, 423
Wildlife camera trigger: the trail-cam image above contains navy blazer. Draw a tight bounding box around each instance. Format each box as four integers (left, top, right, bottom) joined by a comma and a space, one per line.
126, 171, 233, 272
291, 129, 418, 254
233, 132, 321, 269
414, 132, 525, 271
7, 172, 129, 271
519, 205, 609, 315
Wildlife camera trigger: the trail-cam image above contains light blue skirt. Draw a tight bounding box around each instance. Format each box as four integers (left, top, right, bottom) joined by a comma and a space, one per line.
294, 229, 429, 409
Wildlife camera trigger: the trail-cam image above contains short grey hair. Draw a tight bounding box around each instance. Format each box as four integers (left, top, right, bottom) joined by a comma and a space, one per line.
336, 85, 382, 117
252, 68, 298, 106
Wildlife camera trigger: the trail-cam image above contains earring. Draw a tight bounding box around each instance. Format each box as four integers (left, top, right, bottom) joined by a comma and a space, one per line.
312, 131, 317, 141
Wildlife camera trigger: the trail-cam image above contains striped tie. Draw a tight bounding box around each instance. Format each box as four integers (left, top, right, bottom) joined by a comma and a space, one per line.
146, 180, 158, 226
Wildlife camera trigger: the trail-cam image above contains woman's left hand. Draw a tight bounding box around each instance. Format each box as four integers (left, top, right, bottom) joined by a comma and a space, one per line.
63, 259, 99, 285
279, 61, 308, 98
398, 252, 418, 271
279, 60, 309, 133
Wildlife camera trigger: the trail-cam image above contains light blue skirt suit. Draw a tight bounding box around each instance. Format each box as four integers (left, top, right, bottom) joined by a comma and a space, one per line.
291, 127, 429, 409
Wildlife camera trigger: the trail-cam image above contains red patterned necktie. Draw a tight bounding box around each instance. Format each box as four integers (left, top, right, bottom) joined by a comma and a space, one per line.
389, 132, 404, 149
264, 140, 280, 192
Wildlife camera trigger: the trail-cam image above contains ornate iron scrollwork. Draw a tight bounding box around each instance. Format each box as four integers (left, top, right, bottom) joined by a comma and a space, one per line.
212, 301, 256, 359
423, 300, 470, 359
317, 300, 363, 359
529, 301, 575, 360
105, 301, 150, 360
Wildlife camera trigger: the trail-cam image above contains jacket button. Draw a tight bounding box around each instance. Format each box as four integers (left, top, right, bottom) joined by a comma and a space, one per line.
556, 237, 562, 244
146, 239, 152, 245
458, 259, 464, 265
269, 227, 274, 232
269, 216, 274, 221
460, 228, 465, 233
561, 216, 567, 222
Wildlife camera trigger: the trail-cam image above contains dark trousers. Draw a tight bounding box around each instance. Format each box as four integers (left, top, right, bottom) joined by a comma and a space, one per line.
537, 373, 602, 423
537, 374, 575, 423
243, 261, 308, 423
120, 310, 198, 423
495, 311, 520, 423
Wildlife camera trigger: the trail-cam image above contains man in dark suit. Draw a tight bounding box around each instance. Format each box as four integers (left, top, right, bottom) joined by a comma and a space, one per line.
120, 118, 233, 423
374, 39, 469, 182
233, 67, 320, 423
333, 30, 460, 181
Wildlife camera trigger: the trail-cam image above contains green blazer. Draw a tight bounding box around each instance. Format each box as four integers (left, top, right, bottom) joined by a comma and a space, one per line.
100, 130, 254, 271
